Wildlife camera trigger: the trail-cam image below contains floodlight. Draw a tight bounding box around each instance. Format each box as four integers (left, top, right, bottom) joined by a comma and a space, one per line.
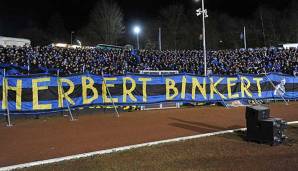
133, 26, 141, 34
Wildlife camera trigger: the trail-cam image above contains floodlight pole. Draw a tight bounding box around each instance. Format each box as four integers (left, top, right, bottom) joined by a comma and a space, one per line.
159, 27, 162, 51
70, 31, 74, 45
136, 32, 140, 50
196, 0, 208, 76
202, 0, 207, 76
244, 26, 247, 49
133, 26, 141, 50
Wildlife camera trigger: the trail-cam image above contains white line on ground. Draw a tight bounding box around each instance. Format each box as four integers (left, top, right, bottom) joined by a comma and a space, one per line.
1, 121, 298, 171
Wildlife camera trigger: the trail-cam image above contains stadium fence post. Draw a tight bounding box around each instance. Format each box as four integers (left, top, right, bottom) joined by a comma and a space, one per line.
101, 71, 120, 118
262, 69, 289, 106
3, 69, 13, 127
57, 70, 76, 121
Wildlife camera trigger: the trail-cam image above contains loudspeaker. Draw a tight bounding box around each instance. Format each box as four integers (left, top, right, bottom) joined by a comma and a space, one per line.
246, 105, 270, 141
246, 105, 270, 122
245, 106, 287, 145
259, 118, 287, 145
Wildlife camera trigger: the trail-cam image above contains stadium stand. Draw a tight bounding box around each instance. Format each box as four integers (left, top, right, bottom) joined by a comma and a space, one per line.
0, 45, 297, 76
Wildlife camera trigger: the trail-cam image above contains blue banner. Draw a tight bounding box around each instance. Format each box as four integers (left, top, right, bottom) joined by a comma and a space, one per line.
0, 73, 297, 114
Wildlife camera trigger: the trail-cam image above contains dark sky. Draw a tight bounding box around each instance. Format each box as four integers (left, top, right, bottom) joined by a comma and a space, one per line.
0, 0, 292, 35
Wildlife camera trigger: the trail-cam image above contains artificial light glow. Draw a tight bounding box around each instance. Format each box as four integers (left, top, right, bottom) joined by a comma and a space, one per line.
133, 26, 141, 34
54, 43, 68, 48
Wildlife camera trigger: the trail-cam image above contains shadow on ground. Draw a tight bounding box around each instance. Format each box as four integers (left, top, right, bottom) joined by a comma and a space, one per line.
169, 117, 242, 133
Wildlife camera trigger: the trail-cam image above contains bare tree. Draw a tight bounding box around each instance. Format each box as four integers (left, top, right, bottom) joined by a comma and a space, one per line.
17, 21, 50, 46
160, 4, 185, 49
80, 0, 124, 45
287, 1, 298, 42
47, 12, 68, 43
184, 9, 203, 49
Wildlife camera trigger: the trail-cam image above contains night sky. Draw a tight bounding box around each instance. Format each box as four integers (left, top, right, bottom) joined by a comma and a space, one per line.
0, 0, 292, 35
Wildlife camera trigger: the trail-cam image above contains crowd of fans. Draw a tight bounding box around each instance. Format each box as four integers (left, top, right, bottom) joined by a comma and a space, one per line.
0, 45, 297, 76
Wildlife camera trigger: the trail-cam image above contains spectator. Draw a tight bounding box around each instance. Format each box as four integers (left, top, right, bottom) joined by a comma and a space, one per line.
0, 45, 297, 76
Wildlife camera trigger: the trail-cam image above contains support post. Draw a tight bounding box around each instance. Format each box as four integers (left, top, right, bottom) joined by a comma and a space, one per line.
263, 69, 289, 105
209, 76, 229, 108
57, 70, 76, 121
3, 69, 13, 127
27, 58, 30, 75
102, 71, 120, 118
